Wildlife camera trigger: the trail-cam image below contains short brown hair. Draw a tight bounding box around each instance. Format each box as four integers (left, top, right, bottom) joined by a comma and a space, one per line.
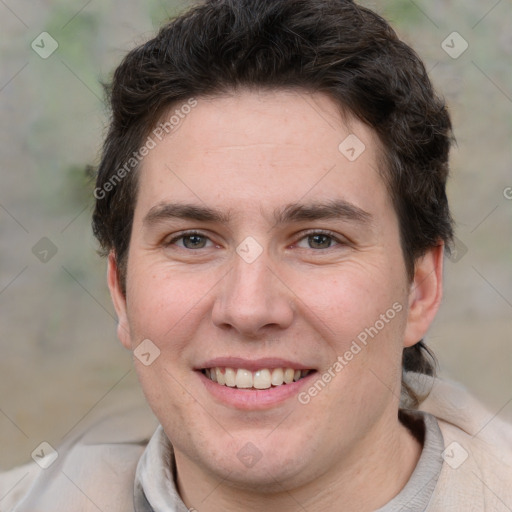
92, 0, 454, 406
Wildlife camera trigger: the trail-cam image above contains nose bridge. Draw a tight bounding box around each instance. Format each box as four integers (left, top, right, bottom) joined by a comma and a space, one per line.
212, 246, 293, 335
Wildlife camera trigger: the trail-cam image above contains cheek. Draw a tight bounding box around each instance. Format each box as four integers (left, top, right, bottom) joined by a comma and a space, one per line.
292, 262, 409, 402
134, 362, 207, 445
125, 260, 214, 350
295, 262, 406, 337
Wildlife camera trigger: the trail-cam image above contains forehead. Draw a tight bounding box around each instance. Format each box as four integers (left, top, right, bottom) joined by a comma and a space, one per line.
135, 89, 392, 224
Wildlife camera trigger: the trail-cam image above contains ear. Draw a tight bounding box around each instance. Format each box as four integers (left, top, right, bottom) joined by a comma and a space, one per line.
107, 252, 132, 350
403, 243, 444, 348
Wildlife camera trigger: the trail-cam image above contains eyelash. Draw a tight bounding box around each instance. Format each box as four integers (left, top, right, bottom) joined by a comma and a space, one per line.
165, 229, 346, 250
295, 229, 346, 249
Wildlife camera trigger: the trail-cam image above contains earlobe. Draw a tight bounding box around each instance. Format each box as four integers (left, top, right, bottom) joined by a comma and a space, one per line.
107, 252, 132, 350
403, 243, 444, 348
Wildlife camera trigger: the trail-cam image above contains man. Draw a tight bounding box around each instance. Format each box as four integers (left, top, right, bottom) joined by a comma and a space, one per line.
2, 0, 511, 510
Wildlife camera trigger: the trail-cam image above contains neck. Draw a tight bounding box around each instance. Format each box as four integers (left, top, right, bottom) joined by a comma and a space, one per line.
174, 412, 422, 512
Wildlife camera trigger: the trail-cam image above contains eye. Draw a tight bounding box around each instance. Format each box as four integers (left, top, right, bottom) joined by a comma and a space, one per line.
295, 230, 344, 250
165, 231, 213, 249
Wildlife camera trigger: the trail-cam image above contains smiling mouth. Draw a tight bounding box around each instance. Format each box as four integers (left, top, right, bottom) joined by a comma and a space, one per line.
201, 367, 314, 390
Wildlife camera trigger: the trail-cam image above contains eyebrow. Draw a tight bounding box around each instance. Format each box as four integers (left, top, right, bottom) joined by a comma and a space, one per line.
274, 200, 372, 226
143, 203, 232, 226
142, 199, 373, 228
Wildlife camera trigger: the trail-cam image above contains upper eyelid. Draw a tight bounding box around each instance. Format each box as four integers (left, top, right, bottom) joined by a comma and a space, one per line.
165, 230, 213, 246
293, 229, 346, 248
166, 229, 345, 247
297, 228, 343, 240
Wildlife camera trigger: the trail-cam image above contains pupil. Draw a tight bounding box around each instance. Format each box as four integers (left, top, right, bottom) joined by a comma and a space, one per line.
185, 235, 205, 248
310, 234, 330, 249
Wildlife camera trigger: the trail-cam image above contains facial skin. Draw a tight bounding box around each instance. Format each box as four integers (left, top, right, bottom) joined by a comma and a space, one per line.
108, 90, 444, 512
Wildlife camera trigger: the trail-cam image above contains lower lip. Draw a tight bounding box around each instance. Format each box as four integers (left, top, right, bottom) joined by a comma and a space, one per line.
197, 371, 318, 410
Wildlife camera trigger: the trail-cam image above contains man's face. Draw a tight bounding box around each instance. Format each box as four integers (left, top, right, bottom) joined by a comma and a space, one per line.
109, 90, 438, 490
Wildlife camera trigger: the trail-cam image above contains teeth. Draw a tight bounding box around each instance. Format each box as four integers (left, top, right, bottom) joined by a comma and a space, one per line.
203, 367, 312, 389
283, 368, 295, 384
271, 368, 284, 386
253, 369, 272, 389
225, 368, 236, 387
215, 367, 225, 385
235, 369, 253, 388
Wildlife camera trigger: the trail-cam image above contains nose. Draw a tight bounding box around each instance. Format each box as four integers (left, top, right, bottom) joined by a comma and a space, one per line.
211, 249, 294, 338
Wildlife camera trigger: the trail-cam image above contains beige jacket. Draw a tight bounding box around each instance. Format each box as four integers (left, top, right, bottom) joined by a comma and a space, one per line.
1, 375, 512, 511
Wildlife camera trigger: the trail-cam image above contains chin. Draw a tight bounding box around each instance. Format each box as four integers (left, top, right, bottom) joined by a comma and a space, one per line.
194, 437, 320, 492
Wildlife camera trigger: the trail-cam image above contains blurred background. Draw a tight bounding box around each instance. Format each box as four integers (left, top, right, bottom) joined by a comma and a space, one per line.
1, 0, 511, 470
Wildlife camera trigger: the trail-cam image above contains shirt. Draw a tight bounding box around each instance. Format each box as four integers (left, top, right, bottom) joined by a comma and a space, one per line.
2, 373, 512, 511
133, 410, 445, 511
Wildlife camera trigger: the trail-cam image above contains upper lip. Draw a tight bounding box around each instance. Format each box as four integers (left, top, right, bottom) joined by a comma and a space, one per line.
196, 357, 315, 372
